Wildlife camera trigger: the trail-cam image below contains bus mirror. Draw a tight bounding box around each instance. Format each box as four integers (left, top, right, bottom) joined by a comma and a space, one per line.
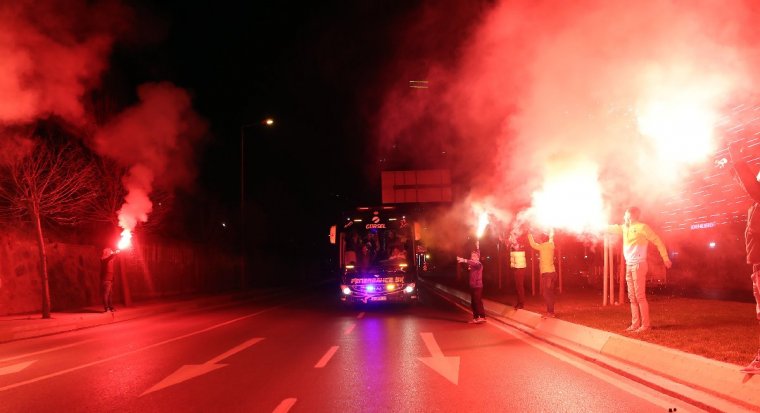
414, 222, 421, 241
329, 225, 336, 244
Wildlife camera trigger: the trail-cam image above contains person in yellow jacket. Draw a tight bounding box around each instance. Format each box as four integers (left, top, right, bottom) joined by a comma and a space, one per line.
528, 229, 557, 317
509, 233, 527, 310
608, 207, 672, 333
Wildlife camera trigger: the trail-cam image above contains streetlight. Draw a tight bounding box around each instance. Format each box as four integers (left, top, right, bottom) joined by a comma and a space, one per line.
240, 117, 275, 289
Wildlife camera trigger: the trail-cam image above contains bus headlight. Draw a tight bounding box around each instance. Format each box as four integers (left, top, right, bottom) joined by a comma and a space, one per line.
341, 285, 351, 295
404, 283, 415, 293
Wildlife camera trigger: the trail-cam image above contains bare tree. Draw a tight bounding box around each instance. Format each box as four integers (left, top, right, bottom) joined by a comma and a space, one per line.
89, 157, 175, 237
0, 138, 99, 318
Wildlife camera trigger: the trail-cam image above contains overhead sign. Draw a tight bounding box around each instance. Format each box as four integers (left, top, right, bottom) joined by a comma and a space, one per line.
382, 169, 452, 204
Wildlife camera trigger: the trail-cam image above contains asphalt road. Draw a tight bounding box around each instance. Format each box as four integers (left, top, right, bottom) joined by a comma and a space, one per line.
0, 284, 706, 412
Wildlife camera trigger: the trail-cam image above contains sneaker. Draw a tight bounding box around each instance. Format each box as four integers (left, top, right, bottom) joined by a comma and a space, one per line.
740, 351, 760, 374
514, 303, 524, 310
624, 325, 640, 332
542, 312, 556, 319
475, 317, 486, 323
634, 326, 651, 333
468, 318, 481, 324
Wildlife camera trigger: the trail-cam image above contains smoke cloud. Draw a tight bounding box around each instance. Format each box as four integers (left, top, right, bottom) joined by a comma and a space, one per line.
0, 0, 131, 125
0, 1, 206, 236
94, 82, 208, 232
379, 0, 760, 236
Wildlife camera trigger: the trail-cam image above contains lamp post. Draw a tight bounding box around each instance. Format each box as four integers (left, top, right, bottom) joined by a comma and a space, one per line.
240, 118, 275, 289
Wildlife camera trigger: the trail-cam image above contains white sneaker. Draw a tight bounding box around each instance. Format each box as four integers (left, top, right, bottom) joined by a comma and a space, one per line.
741, 351, 760, 374
475, 317, 486, 323
624, 325, 640, 332
633, 326, 651, 333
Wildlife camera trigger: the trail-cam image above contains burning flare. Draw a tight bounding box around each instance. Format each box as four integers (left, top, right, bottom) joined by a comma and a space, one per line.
117, 229, 132, 250
476, 210, 489, 239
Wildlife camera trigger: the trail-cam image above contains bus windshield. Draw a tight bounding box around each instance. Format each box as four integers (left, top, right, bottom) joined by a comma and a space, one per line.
342, 219, 411, 268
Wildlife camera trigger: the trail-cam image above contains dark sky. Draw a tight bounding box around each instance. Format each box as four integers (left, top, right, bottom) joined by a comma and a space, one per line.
110, 1, 485, 250
129, 3, 408, 210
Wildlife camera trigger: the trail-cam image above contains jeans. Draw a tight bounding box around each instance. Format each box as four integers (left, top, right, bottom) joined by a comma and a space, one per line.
626, 261, 649, 328
102, 280, 113, 310
470, 287, 485, 318
541, 272, 557, 314
513, 267, 526, 305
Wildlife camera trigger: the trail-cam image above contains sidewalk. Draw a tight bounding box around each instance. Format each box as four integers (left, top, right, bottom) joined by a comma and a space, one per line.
421, 276, 760, 412
0, 290, 265, 343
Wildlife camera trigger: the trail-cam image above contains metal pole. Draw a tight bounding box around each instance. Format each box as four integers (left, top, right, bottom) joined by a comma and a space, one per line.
240, 126, 246, 290
609, 240, 615, 305
603, 234, 609, 306
497, 242, 502, 289
557, 244, 563, 294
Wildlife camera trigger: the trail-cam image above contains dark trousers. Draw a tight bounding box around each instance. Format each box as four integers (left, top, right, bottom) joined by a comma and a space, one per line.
470, 287, 485, 318
513, 267, 526, 305
102, 280, 113, 310
541, 272, 558, 314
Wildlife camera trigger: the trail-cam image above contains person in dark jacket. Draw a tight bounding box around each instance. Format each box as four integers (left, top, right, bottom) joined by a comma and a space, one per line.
100, 248, 121, 312
457, 249, 485, 323
729, 142, 760, 374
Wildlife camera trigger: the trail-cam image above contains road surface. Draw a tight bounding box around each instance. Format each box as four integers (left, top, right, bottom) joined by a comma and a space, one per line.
0, 284, 705, 412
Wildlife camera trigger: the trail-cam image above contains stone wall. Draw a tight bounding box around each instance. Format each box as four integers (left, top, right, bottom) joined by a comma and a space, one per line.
0, 231, 239, 316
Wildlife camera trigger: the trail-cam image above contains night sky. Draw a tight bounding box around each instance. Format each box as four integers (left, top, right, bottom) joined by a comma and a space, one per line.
4, 0, 760, 274
115, 1, 484, 253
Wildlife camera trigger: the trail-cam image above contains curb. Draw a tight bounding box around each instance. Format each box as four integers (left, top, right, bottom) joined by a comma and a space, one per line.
422, 278, 760, 410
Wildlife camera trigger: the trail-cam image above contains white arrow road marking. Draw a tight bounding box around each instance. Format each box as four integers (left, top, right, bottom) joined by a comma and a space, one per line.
141, 337, 264, 396
0, 338, 96, 363
344, 323, 356, 335
0, 360, 36, 376
314, 346, 339, 368
272, 398, 297, 413
418, 332, 460, 385
357, 312, 365, 319
0, 302, 285, 394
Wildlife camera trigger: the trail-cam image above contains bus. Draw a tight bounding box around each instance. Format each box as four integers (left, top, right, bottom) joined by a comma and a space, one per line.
329, 206, 427, 304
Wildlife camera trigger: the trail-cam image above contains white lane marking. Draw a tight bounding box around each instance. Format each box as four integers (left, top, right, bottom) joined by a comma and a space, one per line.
356, 312, 365, 319
272, 398, 297, 413
0, 338, 97, 363
489, 322, 705, 412
418, 332, 460, 385
314, 346, 339, 368
141, 337, 264, 396
0, 303, 286, 393
343, 323, 356, 335
420, 332, 443, 357
0, 361, 36, 376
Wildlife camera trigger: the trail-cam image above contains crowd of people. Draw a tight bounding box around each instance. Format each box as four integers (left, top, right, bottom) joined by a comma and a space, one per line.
459, 194, 759, 373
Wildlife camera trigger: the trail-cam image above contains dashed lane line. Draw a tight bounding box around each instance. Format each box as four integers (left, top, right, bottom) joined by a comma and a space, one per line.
314, 346, 339, 368
272, 398, 297, 413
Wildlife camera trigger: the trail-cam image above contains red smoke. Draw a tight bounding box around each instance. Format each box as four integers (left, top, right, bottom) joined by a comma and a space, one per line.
94, 82, 208, 232
0, 0, 131, 125
378, 0, 760, 235
0, 1, 206, 235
